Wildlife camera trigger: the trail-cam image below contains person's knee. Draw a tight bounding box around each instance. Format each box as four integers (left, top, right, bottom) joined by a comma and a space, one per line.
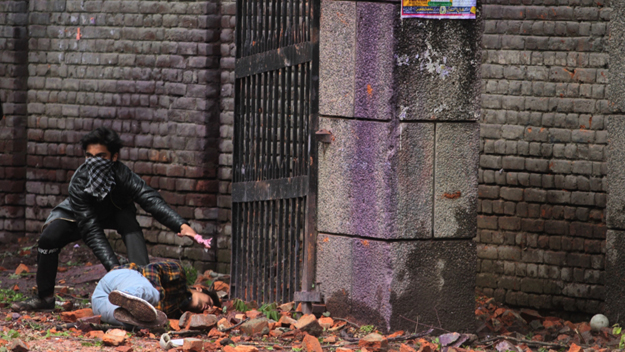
37, 233, 60, 252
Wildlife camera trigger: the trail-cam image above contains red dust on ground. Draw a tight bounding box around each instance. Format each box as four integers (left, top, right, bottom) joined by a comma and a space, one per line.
0, 238, 621, 352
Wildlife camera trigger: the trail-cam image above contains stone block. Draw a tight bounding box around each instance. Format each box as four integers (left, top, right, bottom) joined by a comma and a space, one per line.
353, 2, 397, 120
351, 238, 393, 329
318, 117, 394, 238
434, 123, 479, 238
319, 0, 356, 118
607, 116, 625, 229
316, 234, 353, 317
396, 19, 481, 121
319, 119, 437, 239
397, 123, 434, 239
608, 2, 625, 111
319, 1, 396, 120
388, 239, 476, 332
317, 235, 476, 332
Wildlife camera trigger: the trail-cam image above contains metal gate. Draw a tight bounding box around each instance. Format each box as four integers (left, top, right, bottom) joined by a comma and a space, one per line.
231, 0, 320, 307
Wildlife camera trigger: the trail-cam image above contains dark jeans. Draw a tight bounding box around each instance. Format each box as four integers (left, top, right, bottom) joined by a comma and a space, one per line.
36, 210, 149, 298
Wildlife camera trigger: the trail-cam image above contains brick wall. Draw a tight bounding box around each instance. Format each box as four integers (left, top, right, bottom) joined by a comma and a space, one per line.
0, 0, 236, 273
0, 1, 29, 244
478, 0, 610, 314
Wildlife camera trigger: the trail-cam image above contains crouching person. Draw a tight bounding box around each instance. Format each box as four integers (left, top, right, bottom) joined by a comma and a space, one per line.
92, 260, 220, 328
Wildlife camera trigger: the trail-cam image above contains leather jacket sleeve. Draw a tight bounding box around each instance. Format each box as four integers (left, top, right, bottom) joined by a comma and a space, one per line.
116, 163, 188, 232
68, 164, 120, 271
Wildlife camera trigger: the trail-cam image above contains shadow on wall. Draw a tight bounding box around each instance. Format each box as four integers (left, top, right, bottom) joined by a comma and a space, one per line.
325, 290, 388, 331
322, 240, 477, 333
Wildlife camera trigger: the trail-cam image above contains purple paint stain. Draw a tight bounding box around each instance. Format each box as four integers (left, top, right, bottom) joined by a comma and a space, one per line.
353, 3, 394, 120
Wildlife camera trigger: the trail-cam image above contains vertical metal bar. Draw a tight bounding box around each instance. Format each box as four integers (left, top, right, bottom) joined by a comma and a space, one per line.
281, 0, 287, 47
244, 77, 252, 182
279, 67, 286, 178
270, 70, 277, 179
301, 0, 320, 314
273, 69, 280, 178
233, 78, 239, 183
271, 199, 277, 303
288, 0, 294, 46
230, 203, 237, 297
271, 0, 277, 50
265, 0, 271, 53
299, 63, 306, 176
245, 0, 252, 56
276, 198, 284, 302
284, 198, 291, 300
240, 202, 248, 300
288, 198, 296, 300
297, 197, 304, 298
294, 0, 300, 43
238, 0, 244, 57
292, 64, 299, 177
246, 201, 252, 302
263, 200, 270, 303
261, 72, 267, 181
251, 74, 257, 181
258, 200, 264, 303
265, 74, 271, 181
305, 62, 310, 175
251, 0, 257, 55
256, 74, 263, 181
250, 201, 256, 301
285, 66, 292, 178
264, 72, 270, 181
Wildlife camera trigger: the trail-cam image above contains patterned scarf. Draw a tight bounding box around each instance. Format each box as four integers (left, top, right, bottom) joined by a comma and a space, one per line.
84, 157, 116, 201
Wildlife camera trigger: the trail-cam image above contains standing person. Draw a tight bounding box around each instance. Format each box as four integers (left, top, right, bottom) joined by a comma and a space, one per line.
12, 127, 200, 311
91, 260, 220, 328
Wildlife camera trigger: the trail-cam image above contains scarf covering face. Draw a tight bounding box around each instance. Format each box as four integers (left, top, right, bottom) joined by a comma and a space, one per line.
83, 157, 116, 201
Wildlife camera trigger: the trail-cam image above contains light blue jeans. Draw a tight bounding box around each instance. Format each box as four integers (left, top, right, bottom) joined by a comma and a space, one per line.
91, 269, 160, 326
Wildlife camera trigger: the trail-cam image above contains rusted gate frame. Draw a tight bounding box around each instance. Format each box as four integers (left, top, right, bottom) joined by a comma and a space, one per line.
232, 0, 319, 308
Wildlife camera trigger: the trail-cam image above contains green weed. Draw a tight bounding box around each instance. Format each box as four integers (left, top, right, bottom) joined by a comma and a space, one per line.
359, 325, 375, 334
184, 266, 198, 287
233, 299, 250, 312
259, 302, 280, 321
0, 285, 25, 303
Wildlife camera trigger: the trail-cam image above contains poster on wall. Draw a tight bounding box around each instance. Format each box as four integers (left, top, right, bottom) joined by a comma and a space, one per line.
401, 0, 476, 19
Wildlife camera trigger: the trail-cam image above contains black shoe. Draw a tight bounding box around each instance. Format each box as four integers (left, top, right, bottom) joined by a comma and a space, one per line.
11, 296, 54, 312
114, 307, 168, 328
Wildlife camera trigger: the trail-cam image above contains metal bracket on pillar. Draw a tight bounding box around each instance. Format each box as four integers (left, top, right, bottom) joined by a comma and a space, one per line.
316, 129, 333, 143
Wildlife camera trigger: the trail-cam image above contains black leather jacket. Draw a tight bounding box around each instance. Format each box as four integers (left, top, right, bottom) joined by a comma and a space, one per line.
45, 161, 187, 270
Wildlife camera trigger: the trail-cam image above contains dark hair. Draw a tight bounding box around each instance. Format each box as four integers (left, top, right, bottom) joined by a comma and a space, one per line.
80, 127, 122, 156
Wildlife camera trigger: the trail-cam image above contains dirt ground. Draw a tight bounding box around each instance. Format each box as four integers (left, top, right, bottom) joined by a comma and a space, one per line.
0, 237, 622, 352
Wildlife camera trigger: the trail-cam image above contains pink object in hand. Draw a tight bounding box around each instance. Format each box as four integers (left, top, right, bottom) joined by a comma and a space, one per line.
193, 234, 212, 248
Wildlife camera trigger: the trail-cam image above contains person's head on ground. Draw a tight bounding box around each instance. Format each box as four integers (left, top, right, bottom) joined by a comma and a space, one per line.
80, 126, 122, 162
183, 286, 221, 313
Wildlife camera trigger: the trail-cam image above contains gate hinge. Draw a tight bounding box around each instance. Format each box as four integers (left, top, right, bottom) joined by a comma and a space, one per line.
315, 129, 334, 144
294, 291, 322, 303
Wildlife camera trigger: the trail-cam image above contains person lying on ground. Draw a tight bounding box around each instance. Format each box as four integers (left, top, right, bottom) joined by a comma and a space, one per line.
92, 259, 221, 328
12, 126, 203, 312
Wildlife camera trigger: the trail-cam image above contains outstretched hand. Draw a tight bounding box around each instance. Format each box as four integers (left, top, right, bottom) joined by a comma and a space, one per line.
178, 224, 212, 248
178, 224, 197, 238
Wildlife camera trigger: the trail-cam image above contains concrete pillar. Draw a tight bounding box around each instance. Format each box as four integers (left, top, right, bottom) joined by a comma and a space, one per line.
605, 0, 625, 324
315, 1, 481, 332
